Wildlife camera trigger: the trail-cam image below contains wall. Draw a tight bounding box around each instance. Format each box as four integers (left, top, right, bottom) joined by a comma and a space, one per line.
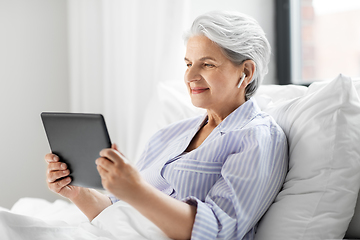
0, 0, 69, 208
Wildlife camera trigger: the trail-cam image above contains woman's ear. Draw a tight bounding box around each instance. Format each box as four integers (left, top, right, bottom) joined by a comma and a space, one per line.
242, 60, 256, 86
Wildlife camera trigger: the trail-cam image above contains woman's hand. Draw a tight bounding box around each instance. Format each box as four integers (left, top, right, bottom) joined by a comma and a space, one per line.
96, 144, 196, 239
45, 153, 112, 221
45, 153, 81, 201
95, 144, 144, 202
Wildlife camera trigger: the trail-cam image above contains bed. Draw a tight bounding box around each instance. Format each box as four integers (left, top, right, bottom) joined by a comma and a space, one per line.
1, 74, 359, 239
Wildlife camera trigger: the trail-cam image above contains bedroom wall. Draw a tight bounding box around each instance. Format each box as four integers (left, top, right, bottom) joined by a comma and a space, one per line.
0, 0, 69, 208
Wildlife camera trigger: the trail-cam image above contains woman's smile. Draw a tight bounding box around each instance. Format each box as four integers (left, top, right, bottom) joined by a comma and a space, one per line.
191, 87, 209, 94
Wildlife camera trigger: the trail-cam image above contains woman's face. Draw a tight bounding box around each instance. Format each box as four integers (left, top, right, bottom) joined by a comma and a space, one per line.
184, 35, 244, 115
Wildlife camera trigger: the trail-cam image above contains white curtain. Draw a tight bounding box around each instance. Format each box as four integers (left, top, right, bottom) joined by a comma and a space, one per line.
68, 0, 190, 161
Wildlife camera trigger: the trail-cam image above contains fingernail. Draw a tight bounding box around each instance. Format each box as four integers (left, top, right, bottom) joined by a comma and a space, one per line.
53, 156, 59, 162
61, 163, 66, 169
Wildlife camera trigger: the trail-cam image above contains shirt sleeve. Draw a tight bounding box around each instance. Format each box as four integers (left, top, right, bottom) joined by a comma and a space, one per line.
184, 126, 288, 239
108, 194, 120, 204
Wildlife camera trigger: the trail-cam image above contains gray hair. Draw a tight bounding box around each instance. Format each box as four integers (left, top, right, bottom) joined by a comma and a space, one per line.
184, 11, 271, 100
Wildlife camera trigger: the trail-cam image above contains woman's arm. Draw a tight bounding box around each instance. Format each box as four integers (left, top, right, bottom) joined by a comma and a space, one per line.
96, 146, 196, 240
129, 180, 196, 239
70, 188, 112, 221
45, 153, 112, 221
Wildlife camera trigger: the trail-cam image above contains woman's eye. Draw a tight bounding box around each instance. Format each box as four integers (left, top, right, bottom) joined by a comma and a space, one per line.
204, 63, 215, 68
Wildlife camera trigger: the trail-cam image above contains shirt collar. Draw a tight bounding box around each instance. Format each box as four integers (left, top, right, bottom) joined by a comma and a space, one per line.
202, 98, 261, 135
175, 98, 260, 158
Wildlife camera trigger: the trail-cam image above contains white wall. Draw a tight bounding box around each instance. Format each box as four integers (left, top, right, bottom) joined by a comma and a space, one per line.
0, 0, 69, 208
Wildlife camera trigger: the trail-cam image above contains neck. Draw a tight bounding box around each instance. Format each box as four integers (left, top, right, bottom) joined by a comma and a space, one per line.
206, 100, 246, 127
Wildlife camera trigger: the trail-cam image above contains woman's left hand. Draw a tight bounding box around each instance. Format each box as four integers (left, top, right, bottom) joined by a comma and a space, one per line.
95, 144, 144, 201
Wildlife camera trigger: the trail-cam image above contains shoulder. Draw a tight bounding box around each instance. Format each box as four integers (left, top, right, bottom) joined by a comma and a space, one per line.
226, 100, 287, 148
226, 98, 286, 138
243, 113, 287, 150
247, 111, 285, 135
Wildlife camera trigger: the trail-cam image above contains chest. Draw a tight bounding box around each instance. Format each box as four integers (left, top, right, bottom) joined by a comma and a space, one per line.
161, 131, 241, 200
185, 123, 214, 152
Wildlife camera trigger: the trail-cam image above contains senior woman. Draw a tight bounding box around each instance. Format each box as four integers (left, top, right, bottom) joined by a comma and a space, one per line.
45, 11, 288, 240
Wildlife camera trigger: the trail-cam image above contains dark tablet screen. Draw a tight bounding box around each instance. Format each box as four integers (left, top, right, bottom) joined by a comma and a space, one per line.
41, 112, 111, 189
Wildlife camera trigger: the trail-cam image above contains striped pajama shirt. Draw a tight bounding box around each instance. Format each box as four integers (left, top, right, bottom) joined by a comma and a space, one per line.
113, 98, 288, 239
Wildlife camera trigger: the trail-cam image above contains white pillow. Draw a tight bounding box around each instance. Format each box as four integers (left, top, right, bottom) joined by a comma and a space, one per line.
254, 74, 360, 240
254, 83, 308, 110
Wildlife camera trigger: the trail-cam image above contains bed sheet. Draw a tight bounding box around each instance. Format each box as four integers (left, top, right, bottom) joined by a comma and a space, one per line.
0, 197, 170, 240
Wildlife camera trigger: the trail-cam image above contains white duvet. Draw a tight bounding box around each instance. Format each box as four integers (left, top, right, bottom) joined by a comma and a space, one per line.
0, 198, 170, 240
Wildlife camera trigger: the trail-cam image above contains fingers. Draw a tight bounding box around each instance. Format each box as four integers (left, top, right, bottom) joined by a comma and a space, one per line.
47, 162, 68, 172
111, 143, 118, 151
48, 177, 72, 193
47, 161, 70, 184
96, 163, 108, 179
45, 153, 71, 187
47, 168, 70, 183
99, 148, 124, 165
45, 153, 59, 163
110, 144, 126, 159
96, 157, 112, 172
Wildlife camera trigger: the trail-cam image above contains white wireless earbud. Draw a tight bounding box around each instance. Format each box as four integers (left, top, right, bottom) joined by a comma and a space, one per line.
237, 73, 246, 88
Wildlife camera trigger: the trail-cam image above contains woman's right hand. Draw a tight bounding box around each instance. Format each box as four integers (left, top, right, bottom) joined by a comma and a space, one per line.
45, 153, 81, 200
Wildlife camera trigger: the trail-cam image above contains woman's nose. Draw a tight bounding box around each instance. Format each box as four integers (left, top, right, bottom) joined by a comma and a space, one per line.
185, 67, 202, 83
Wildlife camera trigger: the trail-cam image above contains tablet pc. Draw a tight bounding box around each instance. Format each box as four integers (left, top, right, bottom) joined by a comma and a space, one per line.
41, 112, 111, 189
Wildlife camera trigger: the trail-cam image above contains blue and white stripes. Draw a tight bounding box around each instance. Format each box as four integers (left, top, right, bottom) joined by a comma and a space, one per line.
135, 98, 288, 239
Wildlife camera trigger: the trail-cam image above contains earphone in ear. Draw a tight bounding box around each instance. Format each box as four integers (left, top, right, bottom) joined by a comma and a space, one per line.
237, 73, 246, 88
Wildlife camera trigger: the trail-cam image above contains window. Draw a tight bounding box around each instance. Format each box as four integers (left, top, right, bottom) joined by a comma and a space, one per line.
276, 0, 360, 85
